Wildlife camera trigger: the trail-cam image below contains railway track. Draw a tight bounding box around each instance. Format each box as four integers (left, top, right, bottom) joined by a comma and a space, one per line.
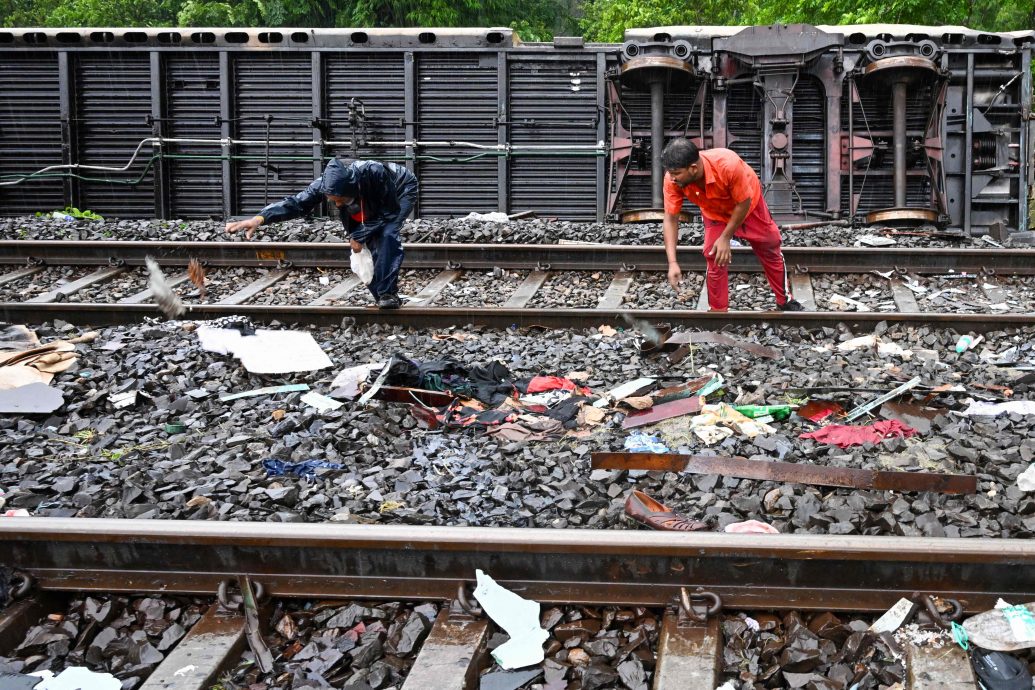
1, 241, 1034, 330
3, 518, 1033, 688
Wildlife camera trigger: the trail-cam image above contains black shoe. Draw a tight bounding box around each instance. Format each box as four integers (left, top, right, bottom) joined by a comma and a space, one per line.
377, 294, 402, 309
778, 299, 804, 312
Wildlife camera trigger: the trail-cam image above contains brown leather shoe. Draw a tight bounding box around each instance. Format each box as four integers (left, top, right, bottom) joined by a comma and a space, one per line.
624, 490, 710, 532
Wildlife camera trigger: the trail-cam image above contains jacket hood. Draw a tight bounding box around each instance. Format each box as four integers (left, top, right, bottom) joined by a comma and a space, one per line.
319, 158, 358, 197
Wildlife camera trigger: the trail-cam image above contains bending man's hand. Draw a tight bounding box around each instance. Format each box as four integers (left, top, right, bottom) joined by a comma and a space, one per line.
667, 263, 682, 288
225, 216, 263, 240
709, 237, 732, 267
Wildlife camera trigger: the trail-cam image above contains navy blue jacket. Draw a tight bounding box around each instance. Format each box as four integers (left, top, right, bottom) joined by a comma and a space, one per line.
258, 158, 418, 241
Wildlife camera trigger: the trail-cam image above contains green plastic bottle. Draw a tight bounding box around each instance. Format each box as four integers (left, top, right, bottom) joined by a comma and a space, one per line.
733, 404, 793, 421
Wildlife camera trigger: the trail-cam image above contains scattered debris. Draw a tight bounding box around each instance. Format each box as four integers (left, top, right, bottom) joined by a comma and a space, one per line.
300, 391, 344, 412
1018, 464, 1035, 492
961, 400, 1035, 417
870, 599, 916, 634
262, 459, 343, 478
0, 382, 63, 414
31, 667, 121, 690
856, 234, 897, 247
624, 489, 708, 532
623, 433, 669, 453
593, 377, 655, 409
829, 293, 871, 311
800, 419, 918, 448
843, 377, 923, 422
198, 326, 333, 374
622, 396, 702, 430
591, 453, 977, 494
692, 403, 775, 441
724, 520, 779, 534
219, 383, 310, 402
108, 390, 138, 409
663, 331, 781, 359
880, 401, 944, 435
963, 602, 1035, 651
474, 569, 549, 669
331, 361, 386, 399
145, 256, 186, 318
187, 257, 206, 299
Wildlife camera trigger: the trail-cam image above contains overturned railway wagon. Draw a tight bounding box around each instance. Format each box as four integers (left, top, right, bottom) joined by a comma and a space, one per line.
0, 24, 1031, 235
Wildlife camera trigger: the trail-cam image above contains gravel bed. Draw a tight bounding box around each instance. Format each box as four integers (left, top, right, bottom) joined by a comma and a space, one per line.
0, 267, 93, 302
992, 276, 1035, 312
1, 319, 1034, 541
722, 274, 782, 311
0, 593, 209, 688
527, 271, 609, 308
1, 215, 1006, 248
396, 270, 440, 303
812, 274, 897, 313
221, 599, 437, 689
436, 269, 529, 308
70, 269, 149, 303
622, 272, 703, 310
248, 269, 361, 306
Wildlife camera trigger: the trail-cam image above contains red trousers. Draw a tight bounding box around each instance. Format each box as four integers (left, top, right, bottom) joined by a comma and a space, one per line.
702, 198, 790, 311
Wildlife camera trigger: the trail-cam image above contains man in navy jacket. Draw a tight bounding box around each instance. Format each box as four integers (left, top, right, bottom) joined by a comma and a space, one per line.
227, 158, 419, 309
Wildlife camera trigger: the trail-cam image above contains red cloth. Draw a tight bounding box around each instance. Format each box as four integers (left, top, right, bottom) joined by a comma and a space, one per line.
799, 419, 917, 448
702, 197, 789, 310
526, 376, 577, 394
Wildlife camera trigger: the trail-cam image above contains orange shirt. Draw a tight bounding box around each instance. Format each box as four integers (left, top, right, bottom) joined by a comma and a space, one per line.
663, 148, 762, 223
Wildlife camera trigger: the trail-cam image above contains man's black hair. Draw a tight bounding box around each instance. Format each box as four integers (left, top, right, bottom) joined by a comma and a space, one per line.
661, 138, 700, 170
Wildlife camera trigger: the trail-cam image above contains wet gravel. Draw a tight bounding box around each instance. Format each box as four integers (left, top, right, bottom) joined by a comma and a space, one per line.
0, 593, 209, 688
0, 215, 1006, 248
1, 318, 1033, 542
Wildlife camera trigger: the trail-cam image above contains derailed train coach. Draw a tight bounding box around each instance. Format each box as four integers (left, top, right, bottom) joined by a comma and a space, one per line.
0, 24, 1031, 236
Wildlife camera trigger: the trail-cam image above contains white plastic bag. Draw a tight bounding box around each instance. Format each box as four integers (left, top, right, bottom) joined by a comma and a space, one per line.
350, 247, 374, 285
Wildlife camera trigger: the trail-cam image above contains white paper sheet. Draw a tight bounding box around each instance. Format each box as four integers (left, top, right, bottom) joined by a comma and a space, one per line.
474, 569, 548, 669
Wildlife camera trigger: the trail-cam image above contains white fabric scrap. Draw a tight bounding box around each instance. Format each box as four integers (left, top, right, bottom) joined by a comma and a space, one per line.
301, 391, 344, 412
173, 665, 198, 677
474, 569, 548, 669
109, 390, 138, 409
464, 211, 511, 223
330, 361, 385, 400
32, 667, 120, 690
838, 335, 877, 351
1018, 464, 1035, 492
198, 327, 332, 374
962, 401, 1035, 417
829, 294, 871, 312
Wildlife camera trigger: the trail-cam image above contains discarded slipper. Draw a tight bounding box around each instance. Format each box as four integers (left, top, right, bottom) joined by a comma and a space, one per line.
624, 489, 709, 532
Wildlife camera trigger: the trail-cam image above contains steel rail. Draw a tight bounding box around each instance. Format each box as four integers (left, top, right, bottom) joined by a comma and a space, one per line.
2, 240, 1035, 274
2, 302, 1035, 331
2, 518, 1034, 613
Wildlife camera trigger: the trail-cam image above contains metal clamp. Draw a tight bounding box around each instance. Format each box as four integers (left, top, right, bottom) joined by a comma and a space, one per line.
536, 262, 552, 271
915, 593, 963, 629
108, 257, 126, 268
9, 570, 33, 600
982, 266, 996, 277
275, 259, 293, 269
26, 256, 44, 267
446, 260, 462, 270
621, 263, 637, 272
217, 579, 265, 612
794, 264, 809, 274
456, 583, 483, 617
679, 587, 722, 622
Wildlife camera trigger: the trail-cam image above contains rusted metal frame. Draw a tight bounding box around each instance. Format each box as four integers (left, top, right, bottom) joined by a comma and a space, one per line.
404, 269, 460, 307
789, 271, 816, 310
214, 268, 289, 305
10, 241, 1035, 275
7, 302, 1035, 333
137, 604, 246, 690
57, 51, 79, 209
925, 77, 950, 217
606, 76, 634, 218
7, 518, 1035, 613
596, 271, 633, 309
404, 51, 418, 192
653, 613, 721, 690
964, 53, 975, 235
497, 51, 508, 213
590, 452, 977, 495
25, 266, 127, 303
120, 271, 190, 304
400, 605, 489, 690
596, 52, 607, 222
0, 266, 44, 287
219, 51, 233, 218
309, 275, 363, 305
502, 269, 549, 307
150, 51, 171, 220
311, 51, 324, 181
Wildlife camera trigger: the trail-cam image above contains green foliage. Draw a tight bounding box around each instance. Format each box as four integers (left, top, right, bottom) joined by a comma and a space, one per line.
581, 0, 759, 42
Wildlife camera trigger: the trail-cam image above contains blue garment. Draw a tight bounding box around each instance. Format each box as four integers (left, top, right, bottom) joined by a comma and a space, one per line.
262, 458, 343, 478
258, 158, 419, 298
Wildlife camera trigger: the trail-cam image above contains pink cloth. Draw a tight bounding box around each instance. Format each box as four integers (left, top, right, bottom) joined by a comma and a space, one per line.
799, 419, 917, 448
526, 375, 577, 394
724, 520, 779, 534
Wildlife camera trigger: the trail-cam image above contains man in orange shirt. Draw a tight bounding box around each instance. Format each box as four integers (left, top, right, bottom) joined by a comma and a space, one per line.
661, 138, 802, 312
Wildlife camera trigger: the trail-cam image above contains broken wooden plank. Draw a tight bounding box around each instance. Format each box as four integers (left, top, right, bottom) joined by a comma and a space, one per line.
120, 272, 191, 304
597, 271, 634, 310
622, 396, 703, 430
0, 265, 44, 288
590, 452, 977, 495
654, 614, 720, 690
138, 604, 245, 690
27, 266, 127, 303
905, 641, 976, 689
503, 270, 549, 308
310, 275, 364, 306
401, 607, 488, 690
789, 272, 816, 311
890, 278, 920, 313
405, 269, 461, 307
216, 269, 289, 305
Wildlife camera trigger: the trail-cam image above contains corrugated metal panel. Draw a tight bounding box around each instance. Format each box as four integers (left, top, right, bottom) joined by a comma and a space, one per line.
417, 54, 498, 216
508, 59, 598, 220
232, 54, 314, 214
0, 53, 63, 214
324, 52, 406, 162
165, 54, 222, 218
76, 53, 154, 217
791, 76, 826, 213
727, 83, 763, 174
